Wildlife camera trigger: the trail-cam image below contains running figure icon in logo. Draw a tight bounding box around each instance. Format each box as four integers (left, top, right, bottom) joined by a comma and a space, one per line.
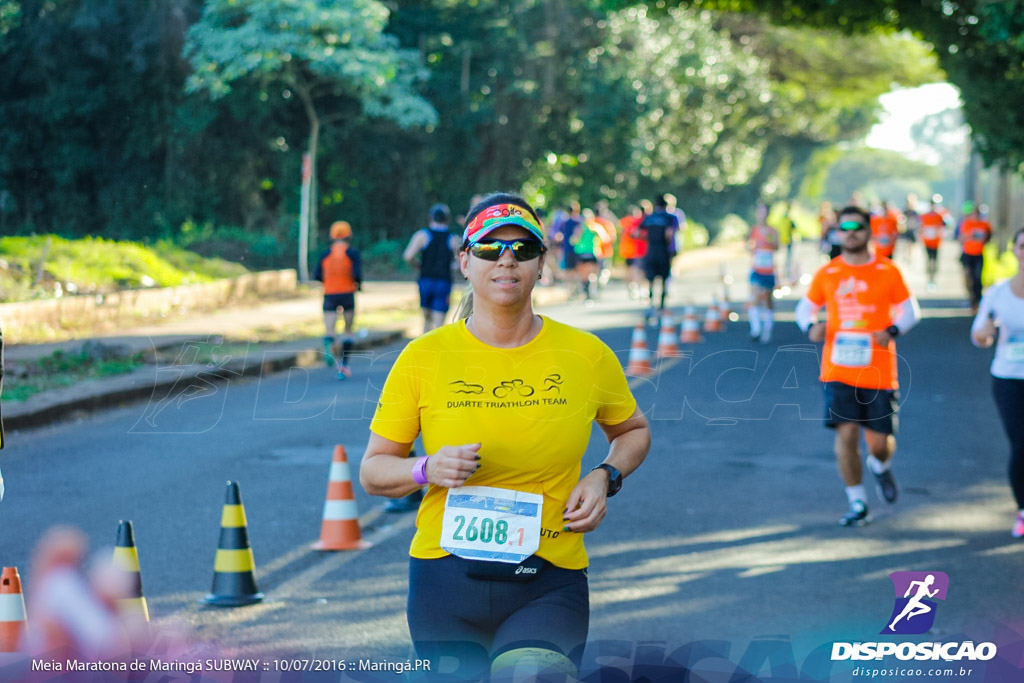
882, 571, 949, 635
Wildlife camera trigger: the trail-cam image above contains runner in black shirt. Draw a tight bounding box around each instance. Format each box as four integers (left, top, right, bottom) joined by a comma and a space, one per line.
404, 204, 461, 334
639, 195, 678, 312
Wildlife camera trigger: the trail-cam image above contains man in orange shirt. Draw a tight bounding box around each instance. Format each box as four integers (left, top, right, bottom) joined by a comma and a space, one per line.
796, 206, 921, 526
618, 204, 647, 299
919, 197, 949, 290
314, 220, 363, 380
871, 201, 901, 260
958, 202, 991, 313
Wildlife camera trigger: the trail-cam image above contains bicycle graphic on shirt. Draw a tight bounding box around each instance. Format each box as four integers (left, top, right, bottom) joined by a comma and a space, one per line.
493, 379, 534, 398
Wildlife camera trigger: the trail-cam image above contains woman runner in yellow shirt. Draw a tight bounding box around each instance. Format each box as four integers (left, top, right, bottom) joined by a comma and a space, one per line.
360, 192, 651, 680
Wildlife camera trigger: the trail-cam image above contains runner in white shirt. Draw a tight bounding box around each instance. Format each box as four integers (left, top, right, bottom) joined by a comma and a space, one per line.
971, 227, 1024, 537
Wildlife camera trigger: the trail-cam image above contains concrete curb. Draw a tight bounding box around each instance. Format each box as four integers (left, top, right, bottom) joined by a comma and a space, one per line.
3, 329, 403, 431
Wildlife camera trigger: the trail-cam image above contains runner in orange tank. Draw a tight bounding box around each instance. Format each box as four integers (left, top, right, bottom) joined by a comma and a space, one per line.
618, 204, 647, 300
796, 206, 921, 526
871, 201, 901, 260
958, 202, 991, 313
919, 196, 950, 291
314, 221, 363, 380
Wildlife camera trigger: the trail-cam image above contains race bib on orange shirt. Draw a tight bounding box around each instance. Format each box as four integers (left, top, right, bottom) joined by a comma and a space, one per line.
753, 250, 774, 272
831, 332, 872, 367
805, 258, 911, 390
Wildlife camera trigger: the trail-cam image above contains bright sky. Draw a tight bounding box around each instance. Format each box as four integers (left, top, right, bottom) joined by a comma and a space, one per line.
865, 82, 965, 160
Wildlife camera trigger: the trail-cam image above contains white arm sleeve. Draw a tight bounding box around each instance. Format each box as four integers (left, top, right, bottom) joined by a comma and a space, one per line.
892, 295, 921, 334
795, 297, 821, 333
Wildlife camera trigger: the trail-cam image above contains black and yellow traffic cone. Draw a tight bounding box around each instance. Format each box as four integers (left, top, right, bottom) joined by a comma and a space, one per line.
203, 481, 263, 607
112, 520, 149, 621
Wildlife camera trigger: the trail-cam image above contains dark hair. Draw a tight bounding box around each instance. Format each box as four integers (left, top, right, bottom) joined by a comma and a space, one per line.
1013, 226, 1024, 246
430, 203, 450, 223
654, 194, 669, 208
461, 192, 541, 249
838, 205, 871, 227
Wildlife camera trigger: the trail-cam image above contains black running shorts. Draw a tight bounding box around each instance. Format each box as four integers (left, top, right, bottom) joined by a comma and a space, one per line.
322, 292, 355, 312
823, 381, 899, 435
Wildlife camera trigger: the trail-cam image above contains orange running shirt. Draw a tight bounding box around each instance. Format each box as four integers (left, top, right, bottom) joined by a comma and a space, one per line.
618, 215, 642, 260
920, 211, 945, 249
960, 218, 991, 256
871, 214, 899, 259
805, 257, 911, 390
320, 242, 358, 294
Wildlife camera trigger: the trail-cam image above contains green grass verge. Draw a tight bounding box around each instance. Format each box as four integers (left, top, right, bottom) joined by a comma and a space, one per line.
5, 348, 147, 402
0, 235, 248, 302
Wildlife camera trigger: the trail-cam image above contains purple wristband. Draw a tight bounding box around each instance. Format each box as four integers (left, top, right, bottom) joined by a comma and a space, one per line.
412, 456, 430, 486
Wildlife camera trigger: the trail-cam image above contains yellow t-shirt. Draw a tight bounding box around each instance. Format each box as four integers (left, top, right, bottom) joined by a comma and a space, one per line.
370, 316, 638, 570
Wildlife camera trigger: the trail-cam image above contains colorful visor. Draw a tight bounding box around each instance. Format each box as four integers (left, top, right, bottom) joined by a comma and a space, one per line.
463, 203, 545, 244
838, 220, 867, 231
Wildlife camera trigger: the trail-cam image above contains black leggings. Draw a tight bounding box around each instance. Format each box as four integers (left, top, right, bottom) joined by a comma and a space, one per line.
961, 253, 984, 307
993, 376, 1024, 509
407, 555, 589, 679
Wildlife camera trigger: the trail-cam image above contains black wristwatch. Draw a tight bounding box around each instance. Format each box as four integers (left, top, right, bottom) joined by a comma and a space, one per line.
886, 325, 900, 338
592, 463, 622, 497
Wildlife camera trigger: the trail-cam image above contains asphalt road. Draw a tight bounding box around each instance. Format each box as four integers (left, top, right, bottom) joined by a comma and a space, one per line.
1, 243, 1021, 682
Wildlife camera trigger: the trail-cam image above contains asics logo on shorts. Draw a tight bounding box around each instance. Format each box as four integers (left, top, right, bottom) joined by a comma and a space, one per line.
515, 566, 538, 575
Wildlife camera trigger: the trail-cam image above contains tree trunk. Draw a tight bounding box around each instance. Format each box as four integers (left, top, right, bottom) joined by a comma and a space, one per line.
308, 116, 320, 257
294, 73, 320, 281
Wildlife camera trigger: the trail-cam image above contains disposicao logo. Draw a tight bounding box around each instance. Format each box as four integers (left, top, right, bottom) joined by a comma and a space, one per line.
831, 571, 998, 663
882, 571, 948, 635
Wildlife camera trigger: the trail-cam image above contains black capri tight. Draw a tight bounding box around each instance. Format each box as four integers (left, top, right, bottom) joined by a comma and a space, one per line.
993, 376, 1024, 509
407, 555, 589, 680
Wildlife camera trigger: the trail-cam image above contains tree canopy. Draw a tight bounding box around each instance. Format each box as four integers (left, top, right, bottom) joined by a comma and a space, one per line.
0, 0, 1002, 262
604, 0, 1024, 169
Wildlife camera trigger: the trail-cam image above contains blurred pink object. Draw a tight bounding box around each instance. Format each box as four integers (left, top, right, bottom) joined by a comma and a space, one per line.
26, 526, 129, 660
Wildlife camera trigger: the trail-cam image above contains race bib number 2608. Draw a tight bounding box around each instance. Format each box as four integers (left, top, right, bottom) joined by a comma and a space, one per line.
441, 486, 543, 564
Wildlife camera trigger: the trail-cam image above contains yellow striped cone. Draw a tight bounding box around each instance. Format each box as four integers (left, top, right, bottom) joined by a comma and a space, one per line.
624, 322, 652, 376
204, 481, 264, 606
655, 313, 680, 359
312, 446, 371, 550
0, 567, 27, 653
112, 520, 149, 622
703, 298, 724, 333
679, 306, 703, 344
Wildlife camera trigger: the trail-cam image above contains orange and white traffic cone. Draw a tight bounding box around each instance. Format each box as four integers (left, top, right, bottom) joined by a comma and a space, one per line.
112, 520, 149, 622
655, 313, 680, 359
312, 446, 371, 551
624, 322, 652, 376
679, 306, 703, 344
719, 291, 733, 323
703, 297, 724, 333
0, 567, 27, 653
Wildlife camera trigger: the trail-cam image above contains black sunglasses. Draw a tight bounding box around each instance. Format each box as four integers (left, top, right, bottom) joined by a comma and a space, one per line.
468, 238, 545, 262
839, 220, 867, 232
